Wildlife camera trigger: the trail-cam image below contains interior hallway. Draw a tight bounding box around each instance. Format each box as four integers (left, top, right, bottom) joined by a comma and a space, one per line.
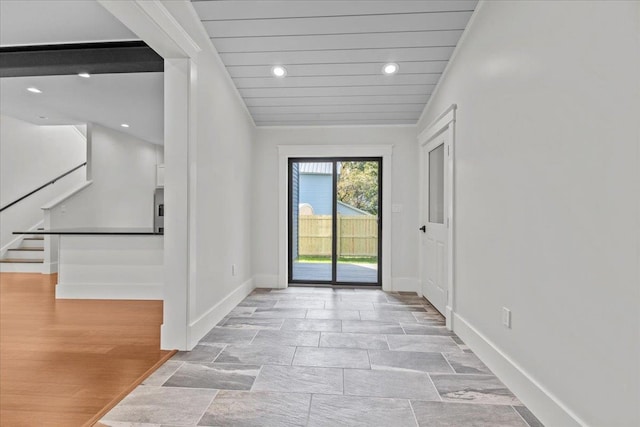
0, 273, 172, 426
100, 287, 543, 426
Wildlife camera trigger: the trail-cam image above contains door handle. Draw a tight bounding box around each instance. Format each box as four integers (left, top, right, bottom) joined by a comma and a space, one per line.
419, 225, 426, 233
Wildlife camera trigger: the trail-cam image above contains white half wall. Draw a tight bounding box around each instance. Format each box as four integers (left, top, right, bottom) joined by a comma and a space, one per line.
253, 126, 420, 291
0, 115, 85, 251
48, 123, 161, 228
417, 2, 640, 426
56, 234, 163, 300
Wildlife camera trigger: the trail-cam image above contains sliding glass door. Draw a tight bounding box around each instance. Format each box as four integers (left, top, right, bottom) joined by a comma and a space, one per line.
288, 158, 381, 286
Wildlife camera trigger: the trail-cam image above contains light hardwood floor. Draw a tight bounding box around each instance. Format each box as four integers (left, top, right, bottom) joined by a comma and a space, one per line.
0, 273, 173, 427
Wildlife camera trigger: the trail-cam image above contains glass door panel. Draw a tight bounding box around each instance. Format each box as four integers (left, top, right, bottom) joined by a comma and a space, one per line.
336, 161, 380, 284
290, 160, 334, 282
289, 158, 381, 286
429, 144, 445, 224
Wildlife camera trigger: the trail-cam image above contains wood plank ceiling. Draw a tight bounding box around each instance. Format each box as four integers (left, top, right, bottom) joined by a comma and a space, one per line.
191, 0, 477, 126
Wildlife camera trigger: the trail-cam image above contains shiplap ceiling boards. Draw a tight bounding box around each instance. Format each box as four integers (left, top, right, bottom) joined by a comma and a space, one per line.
191, 0, 477, 126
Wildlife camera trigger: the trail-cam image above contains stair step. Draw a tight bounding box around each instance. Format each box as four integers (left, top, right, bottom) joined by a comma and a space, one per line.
9, 247, 44, 251
0, 258, 44, 263
20, 240, 45, 249
24, 237, 44, 241
6, 248, 45, 260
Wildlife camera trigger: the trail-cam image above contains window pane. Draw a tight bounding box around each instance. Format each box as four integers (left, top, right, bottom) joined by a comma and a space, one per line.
292, 161, 333, 282
336, 161, 379, 284
429, 144, 445, 224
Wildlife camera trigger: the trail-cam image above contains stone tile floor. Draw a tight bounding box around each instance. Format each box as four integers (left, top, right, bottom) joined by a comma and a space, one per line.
100, 287, 544, 427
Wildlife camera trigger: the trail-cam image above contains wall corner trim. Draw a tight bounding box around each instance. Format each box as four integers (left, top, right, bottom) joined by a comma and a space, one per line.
453, 313, 588, 427
391, 277, 420, 293
188, 277, 256, 349
416, 0, 485, 127
417, 104, 457, 145
253, 274, 281, 289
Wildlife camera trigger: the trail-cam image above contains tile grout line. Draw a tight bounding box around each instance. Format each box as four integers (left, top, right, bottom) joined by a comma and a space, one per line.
399, 322, 408, 335
249, 365, 265, 391
193, 389, 219, 427
440, 351, 457, 374
210, 344, 228, 363
426, 373, 443, 402
408, 399, 421, 427
384, 333, 391, 350
306, 394, 314, 426
511, 405, 535, 427
247, 329, 259, 345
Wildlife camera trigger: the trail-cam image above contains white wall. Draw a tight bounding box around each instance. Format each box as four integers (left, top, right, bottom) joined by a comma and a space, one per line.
190, 51, 255, 325
253, 126, 419, 289
417, 2, 640, 426
49, 123, 161, 228
0, 115, 85, 250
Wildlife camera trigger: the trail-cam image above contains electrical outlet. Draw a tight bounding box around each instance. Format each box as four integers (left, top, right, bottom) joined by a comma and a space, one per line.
61, 204, 66, 214
502, 307, 512, 328
231, 264, 236, 276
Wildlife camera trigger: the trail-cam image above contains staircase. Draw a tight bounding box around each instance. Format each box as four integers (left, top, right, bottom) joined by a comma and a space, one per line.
0, 234, 45, 273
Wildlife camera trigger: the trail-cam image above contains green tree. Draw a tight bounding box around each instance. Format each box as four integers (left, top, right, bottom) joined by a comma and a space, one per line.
337, 161, 379, 215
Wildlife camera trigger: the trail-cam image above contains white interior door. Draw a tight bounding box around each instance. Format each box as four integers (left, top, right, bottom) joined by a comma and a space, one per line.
420, 132, 449, 316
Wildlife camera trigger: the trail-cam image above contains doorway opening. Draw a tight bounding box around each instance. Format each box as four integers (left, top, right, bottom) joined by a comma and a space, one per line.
288, 158, 382, 287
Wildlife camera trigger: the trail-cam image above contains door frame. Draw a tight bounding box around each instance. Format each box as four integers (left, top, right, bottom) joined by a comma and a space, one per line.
278, 145, 393, 291
418, 104, 456, 329
287, 157, 383, 287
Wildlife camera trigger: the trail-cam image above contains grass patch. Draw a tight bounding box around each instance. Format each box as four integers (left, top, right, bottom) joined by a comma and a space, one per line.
297, 256, 377, 265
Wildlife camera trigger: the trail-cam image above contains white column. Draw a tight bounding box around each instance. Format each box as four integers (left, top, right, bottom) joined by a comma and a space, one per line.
162, 58, 191, 350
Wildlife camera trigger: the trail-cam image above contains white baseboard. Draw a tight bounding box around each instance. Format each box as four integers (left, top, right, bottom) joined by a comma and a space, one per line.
188, 277, 255, 349
43, 261, 58, 274
453, 313, 586, 427
253, 274, 281, 289
55, 282, 163, 300
0, 262, 44, 273
391, 277, 420, 293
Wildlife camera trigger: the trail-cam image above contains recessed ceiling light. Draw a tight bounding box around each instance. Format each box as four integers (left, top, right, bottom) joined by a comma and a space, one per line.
27, 87, 42, 94
120, 123, 130, 128
271, 65, 287, 78
78, 72, 91, 78
382, 63, 399, 75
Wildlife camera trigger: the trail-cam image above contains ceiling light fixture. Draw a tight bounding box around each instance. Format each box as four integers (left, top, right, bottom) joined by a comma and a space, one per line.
382, 63, 399, 75
78, 72, 91, 78
27, 87, 42, 94
271, 65, 287, 78
120, 123, 130, 128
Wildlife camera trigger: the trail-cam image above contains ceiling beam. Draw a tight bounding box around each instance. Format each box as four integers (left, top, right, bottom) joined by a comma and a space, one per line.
0, 41, 163, 78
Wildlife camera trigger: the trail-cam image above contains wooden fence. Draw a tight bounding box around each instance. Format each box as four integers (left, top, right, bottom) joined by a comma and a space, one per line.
298, 215, 378, 257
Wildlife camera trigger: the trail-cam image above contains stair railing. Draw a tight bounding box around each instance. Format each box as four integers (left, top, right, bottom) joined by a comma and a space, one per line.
0, 162, 87, 213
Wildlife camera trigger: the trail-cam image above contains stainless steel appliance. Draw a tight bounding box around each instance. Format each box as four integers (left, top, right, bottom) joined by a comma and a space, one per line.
154, 188, 164, 234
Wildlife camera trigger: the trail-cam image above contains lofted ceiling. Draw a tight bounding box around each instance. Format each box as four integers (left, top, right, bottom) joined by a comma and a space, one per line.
0, 0, 137, 47
192, 0, 477, 126
0, 0, 163, 145
0, 73, 164, 145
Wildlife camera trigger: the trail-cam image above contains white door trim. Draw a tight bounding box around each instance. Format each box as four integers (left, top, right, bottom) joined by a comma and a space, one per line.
419, 104, 456, 329
278, 145, 393, 290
